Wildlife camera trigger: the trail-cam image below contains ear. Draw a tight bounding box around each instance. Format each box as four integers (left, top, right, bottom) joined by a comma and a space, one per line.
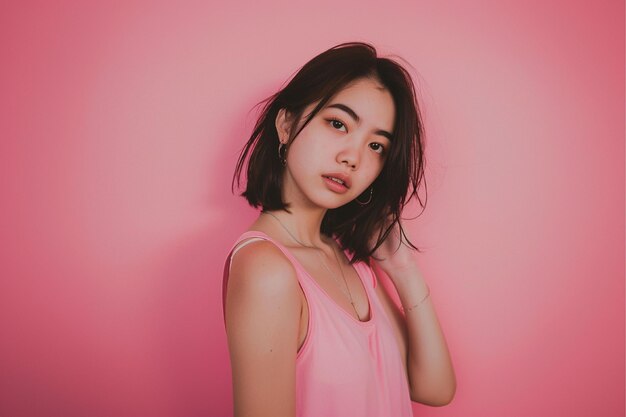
275, 108, 292, 144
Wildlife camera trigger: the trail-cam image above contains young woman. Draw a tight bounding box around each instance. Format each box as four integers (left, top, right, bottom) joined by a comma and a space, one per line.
222, 42, 456, 417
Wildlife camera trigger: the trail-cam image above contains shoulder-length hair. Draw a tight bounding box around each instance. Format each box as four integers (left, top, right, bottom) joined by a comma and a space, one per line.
233, 42, 427, 264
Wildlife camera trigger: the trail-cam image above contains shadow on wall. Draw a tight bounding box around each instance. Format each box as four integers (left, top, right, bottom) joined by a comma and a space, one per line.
147, 206, 258, 416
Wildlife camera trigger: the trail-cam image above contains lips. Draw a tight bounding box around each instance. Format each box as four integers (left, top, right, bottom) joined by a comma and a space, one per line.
322, 173, 351, 189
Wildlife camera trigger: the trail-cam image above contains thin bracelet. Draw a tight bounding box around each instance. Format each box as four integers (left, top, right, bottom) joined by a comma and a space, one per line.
402, 284, 431, 312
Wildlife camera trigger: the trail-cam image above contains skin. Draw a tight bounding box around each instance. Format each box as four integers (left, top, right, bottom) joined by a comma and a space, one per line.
225, 78, 456, 417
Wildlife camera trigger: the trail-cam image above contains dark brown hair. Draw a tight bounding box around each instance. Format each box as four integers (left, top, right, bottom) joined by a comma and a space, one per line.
233, 42, 427, 264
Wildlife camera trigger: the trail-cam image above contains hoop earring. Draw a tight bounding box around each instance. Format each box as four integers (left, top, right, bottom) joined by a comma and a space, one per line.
278, 143, 287, 166
355, 186, 373, 205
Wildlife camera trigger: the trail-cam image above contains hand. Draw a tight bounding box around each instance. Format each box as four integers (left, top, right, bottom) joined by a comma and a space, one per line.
370, 214, 419, 277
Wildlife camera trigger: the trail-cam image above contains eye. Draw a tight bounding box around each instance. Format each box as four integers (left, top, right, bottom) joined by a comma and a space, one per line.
327, 118, 347, 132
369, 143, 385, 154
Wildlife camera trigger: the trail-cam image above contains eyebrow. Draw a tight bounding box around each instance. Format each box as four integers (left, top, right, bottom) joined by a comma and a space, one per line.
326, 103, 394, 141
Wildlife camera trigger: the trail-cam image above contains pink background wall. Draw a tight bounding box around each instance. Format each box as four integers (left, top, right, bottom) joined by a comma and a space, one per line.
1, 1, 623, 416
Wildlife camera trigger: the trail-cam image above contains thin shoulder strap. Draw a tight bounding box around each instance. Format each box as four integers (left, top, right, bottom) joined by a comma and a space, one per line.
221, 231, 300, 323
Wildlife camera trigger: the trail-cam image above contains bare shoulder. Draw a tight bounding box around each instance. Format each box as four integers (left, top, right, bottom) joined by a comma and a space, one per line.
228, 239, 299, 299
225, 238, 301, 333
225, 239, 301, 415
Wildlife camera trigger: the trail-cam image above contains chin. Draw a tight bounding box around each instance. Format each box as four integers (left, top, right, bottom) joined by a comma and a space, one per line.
300, 188, 356, 210
315, 197, 354, 210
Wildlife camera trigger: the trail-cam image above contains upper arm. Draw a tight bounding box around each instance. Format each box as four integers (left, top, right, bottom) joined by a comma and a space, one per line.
225, 241, 301, 417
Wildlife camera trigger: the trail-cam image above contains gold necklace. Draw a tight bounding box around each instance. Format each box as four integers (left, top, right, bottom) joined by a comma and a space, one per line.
263, 211, 362, 320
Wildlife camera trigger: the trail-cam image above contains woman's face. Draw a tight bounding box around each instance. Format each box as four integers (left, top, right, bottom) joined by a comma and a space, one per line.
276, 77, 395, 210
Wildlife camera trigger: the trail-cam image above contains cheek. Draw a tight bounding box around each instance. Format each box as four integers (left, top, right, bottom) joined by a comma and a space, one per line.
286, 137, 322, 174
288, 133, 327, 164
364, 154, 385, 178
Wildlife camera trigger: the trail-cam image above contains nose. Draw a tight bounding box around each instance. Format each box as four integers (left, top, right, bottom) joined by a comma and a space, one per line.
337, 139, 361, 170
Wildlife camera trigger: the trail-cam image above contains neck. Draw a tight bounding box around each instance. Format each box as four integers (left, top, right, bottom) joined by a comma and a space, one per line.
264, 206, 328, 248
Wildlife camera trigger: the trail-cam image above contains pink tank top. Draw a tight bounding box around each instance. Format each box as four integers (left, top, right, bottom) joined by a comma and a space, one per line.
222, 231, 414, 417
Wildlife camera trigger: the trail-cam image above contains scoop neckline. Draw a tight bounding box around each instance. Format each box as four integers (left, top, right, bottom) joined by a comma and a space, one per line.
240, 230, 375, 326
